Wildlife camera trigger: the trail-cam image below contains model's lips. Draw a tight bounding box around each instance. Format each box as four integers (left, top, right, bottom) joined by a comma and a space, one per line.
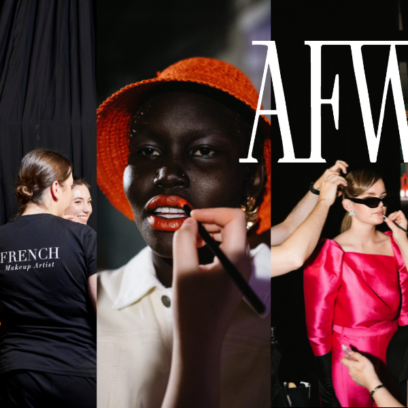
146, 195, 194, 232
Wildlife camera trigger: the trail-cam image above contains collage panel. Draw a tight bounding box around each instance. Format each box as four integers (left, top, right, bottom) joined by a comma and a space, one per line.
1, 0, 407, 407
96, 1, 271, 407
271, 1, 408, 407
0, 0, 97, 407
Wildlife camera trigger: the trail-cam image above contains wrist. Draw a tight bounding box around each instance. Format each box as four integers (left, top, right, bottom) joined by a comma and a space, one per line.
393, 233, 408, 245
310, 181, 320, 195
366, 376, 382, 392
317, 197, 332, 208
369, 383, 385, 402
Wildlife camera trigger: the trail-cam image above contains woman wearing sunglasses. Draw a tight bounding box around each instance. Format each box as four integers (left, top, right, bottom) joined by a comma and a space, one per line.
304, 169, 408, 407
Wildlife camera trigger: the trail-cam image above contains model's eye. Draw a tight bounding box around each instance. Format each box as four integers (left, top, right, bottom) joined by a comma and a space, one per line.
193, 147, 215, 157
141, 148, 160, 156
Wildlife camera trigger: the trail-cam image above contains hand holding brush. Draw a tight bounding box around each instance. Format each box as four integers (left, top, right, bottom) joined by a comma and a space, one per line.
383, 211, 408, 243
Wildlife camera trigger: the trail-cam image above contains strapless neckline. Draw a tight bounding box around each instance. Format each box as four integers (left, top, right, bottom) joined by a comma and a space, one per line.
327, 238, 395, 258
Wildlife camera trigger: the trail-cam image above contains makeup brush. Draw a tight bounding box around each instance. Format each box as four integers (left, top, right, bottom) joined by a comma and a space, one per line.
182, 205, 265, 315
383, 214, 408, 233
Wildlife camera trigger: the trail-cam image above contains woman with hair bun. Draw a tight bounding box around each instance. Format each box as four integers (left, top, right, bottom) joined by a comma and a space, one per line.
304, 169, 408, 407
0, 149, 96, 408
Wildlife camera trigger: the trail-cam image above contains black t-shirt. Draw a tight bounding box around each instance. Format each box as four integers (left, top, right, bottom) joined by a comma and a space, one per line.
387, 325, 408, 405
0, 214, 96, 377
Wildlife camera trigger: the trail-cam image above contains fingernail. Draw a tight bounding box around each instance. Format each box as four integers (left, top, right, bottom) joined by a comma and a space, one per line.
183, 218, 195, 226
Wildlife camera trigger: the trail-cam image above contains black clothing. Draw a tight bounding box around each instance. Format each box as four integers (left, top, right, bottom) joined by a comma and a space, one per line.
315, 352, 341, 407
0, 370, 96, 408
387, 325, 408, 405
0, 214, 96, 377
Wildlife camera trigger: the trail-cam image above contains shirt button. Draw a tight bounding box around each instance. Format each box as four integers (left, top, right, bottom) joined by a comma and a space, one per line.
161, 295, 171, 308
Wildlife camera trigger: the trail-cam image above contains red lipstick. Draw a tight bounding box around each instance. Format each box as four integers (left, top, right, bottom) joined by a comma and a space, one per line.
146, 195, 194, 232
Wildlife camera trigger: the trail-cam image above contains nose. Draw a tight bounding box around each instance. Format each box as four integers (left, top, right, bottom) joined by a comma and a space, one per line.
84, 202, 92, 214
154, 165, 189, 189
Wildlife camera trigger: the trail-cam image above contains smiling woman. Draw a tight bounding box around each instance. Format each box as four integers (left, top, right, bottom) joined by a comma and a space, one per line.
64, 177, 93, 225
97, 58, 271, 408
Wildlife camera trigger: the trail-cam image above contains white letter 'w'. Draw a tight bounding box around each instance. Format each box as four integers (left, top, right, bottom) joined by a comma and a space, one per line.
351, 42, 408, 162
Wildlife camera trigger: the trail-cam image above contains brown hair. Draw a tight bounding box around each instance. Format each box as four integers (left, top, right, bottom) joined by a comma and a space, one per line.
340, 168, 383, 233
73, 176, 91, 191
15, 149, 72, 215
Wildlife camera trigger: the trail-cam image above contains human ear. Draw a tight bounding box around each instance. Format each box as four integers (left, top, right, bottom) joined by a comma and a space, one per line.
245, 161, 265, 206
50, 181, 60, 202
342, 198, 352, 212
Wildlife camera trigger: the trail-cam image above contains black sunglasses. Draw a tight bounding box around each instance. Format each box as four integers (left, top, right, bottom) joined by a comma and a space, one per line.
345, 195, 389, 208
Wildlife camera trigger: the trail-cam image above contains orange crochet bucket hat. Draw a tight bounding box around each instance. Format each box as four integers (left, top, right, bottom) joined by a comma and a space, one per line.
97, 57, 271, 233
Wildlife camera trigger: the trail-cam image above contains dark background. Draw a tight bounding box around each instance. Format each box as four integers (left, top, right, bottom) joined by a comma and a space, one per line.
271, 0, 408, 404
0, 0, 97, 230
97, 0, 271, 270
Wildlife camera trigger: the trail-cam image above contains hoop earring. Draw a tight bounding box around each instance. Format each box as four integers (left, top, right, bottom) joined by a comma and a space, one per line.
241, 197, 259, 230
349, 210, 355, 217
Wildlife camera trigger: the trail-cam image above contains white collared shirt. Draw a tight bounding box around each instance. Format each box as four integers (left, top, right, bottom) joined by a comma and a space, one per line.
97, 244, 271, 408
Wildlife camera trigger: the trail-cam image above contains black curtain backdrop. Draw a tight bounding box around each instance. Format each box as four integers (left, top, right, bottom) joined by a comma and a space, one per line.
271, 0, 406, 402
0, 0, 96, 230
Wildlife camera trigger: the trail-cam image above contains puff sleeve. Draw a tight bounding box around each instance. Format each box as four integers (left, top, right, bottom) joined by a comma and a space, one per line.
304, 239, 344, 356
386, 231, 408, 326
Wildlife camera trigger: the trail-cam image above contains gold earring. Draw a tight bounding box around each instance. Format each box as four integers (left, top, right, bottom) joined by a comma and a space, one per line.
241, 197, 259, 230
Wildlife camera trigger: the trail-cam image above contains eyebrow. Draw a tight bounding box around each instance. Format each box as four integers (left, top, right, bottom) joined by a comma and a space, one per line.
364, 191, 387, 196
132, 128, 234, 144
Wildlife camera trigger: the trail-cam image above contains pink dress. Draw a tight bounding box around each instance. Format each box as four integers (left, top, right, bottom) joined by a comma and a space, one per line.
304, 231, 408, 407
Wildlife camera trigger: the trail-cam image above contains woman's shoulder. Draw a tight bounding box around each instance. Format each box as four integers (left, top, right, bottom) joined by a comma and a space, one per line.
317, 237, 344, 252
305, 238, 344, 273
305, 237, 344, 267
331, 230, 351, 248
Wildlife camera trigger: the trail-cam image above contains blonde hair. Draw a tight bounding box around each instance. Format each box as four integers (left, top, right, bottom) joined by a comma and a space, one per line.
340, 169, 382, 233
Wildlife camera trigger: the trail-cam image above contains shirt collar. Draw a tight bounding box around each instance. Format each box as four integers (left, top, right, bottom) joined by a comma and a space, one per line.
112, 243, 271, 317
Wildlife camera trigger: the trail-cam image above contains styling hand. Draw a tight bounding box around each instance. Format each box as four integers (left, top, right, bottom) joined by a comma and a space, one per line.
172, 208, 251, 347
314, 160, 349, 191
163, 209, 251, 408
341, 351, 380, 390
384, 211, 408, 244
318, 172, 348, 206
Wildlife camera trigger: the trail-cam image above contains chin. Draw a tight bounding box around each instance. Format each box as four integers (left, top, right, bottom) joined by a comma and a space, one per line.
136, 217, 175, 259
364, 218, 384, 226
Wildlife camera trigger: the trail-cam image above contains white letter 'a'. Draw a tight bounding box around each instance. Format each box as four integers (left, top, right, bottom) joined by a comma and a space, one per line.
240, 41, 296, 163
351, 43, 408, 162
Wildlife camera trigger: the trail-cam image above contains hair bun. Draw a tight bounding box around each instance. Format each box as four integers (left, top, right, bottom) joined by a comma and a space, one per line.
15, 184, 34, 201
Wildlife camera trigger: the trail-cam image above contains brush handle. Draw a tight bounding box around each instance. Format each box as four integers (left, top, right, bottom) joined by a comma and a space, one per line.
183, 205, 265, 314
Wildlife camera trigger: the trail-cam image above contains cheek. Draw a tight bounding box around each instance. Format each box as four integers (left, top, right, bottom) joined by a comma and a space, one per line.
355, 207, 382, 224
123, 166, 134, 195
189, 170, 246, 206
123, 165, 149, 215
73, 204, 83, 215
355, 206, 369, 218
